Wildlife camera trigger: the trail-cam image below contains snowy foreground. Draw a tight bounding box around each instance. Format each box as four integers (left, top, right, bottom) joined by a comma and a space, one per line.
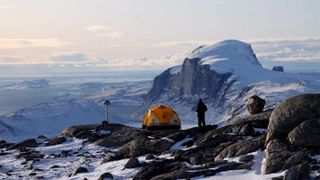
0, 125, 284, 180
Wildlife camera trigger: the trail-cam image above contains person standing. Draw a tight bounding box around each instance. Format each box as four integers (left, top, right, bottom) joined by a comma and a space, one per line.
196, 99, 207, 127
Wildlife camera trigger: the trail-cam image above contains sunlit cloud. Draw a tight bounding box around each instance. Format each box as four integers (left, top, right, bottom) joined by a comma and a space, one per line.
97, 32, 125, 38
85, 25, 125, 39
85, 25, 112, 32
0, 5, 11, 9
153, 40, 215, 48
0, 38, 73, 49
103, 52, 187, 69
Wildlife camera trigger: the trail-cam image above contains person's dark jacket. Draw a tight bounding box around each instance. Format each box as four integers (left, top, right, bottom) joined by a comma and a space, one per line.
196, 100, 207, 113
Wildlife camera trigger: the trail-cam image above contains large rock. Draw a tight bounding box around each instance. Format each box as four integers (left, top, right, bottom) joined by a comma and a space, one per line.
133, 160, 186, 180
8, 139, 38, 150
215, 135, 265, 161
61, 124, 100, 138
264, 139, 292, 174
288, 118, 320, 147
283, 163, 310, 180
124, 157, 141, 169
246, 95, 266, 115
272, 66, 284, 72
45, 137, 67, 146
71, 167, 88, 176
266, 94, 320, 144
98, 172, 114, 180
228, 110, 272, 128
116, 138, 174, 159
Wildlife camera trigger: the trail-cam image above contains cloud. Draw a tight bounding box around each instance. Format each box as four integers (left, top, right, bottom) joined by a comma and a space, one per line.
251, 36, 320, 64
102, 52, 187, 69
0, 5, 11, 9
85, 25, 125, 39
248, 36, 320, 45
0, 38, 73, 49
49, 52, 89, 62
85, 25, 112, 32
97, 32, 125, 38
153, 40, 214, 48
0, 56, 23, 64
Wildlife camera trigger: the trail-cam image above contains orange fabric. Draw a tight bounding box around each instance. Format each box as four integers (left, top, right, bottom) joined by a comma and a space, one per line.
142, 105, 180, 127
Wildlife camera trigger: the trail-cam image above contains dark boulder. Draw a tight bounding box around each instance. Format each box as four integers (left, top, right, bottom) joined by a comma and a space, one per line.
266, 94, 320, 144
124, 157, 141, 169
215, 135, 265, 161
283, 163, 310, 180
228, 110, 272, 128
61, 124, 99, 138
165, 131, 187, 142
98, 172, 114, 180
224, 124, 255, 136
116, 138, 174, 159
264, 139, 292, 174
45, 137, 67, 146
71, 167, 88, 176
288, 118, 320, 147
150, 169, 186, 180
145, 154, 156, 160
272, 66, 284, 72
193, 128, 239, 149
239, 155, 254, 163
189, 155, 202, 165
282, 150, 310, 170
8, 139, 38, 150
246, 95, 266, 115
133, 160, 185, 180
94, 124, 146, 148
36, 135, 48, 140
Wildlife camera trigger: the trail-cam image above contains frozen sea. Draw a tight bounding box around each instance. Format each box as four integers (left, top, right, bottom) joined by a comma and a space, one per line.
0, 71, 159, 141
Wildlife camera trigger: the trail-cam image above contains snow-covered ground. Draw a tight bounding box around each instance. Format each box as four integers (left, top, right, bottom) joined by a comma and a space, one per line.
0, 136, 286, 180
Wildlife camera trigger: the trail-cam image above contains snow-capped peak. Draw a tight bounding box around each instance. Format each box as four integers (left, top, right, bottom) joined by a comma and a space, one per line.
188, 40, 263, 74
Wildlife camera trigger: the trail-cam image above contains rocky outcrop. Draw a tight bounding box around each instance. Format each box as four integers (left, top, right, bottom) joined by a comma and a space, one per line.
45, 136, 67, 146
8, 139, 38, 150
98, 172, 114, 180
283, 163, 310, 180
266, 94, 320, 144
124, 157, 141, 169
215, 135, 265, 161
71, 167, 88, 176
115, 138, 174, 159
264, 93, 320, 175
229, 110, 272, 128
288, 118, 320, 147
272, 66, 284, 72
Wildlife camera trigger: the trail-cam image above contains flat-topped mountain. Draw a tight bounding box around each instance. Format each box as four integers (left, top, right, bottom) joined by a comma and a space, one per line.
141, 40, 320, 124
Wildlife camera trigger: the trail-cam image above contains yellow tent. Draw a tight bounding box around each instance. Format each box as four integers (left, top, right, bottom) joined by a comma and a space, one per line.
142, 105, 181, 130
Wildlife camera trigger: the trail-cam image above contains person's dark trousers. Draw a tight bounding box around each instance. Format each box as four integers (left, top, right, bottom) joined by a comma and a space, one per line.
198, 112, 206, 127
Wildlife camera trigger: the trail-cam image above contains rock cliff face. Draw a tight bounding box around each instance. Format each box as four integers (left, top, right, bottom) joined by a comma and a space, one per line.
146, 58, 233, 102
140, 40, 320, 124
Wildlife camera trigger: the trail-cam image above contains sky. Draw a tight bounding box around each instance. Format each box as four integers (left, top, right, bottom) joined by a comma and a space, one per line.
0, 0, 320, 75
